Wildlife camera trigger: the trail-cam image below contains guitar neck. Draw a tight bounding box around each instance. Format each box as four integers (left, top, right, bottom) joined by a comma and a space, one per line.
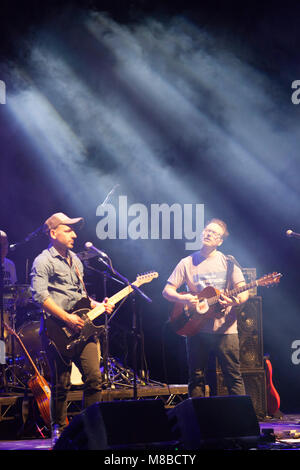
88, 282, 137, 321
227, 280, 258, 298
13, 334, 41, 377
208, 280, 258, 306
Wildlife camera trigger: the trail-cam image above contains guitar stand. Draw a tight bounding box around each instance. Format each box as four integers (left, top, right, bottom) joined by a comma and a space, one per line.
18, 391, 49, 439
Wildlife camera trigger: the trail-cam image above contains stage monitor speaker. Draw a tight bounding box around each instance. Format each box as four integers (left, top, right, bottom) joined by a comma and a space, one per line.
54, 399, 176, 450
168, 395, 261, 450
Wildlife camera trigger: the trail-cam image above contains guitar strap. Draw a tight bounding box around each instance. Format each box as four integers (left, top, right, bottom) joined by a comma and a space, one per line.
225, 256, 245, 313
74, 263, 90, 300
225, 255, 241, 292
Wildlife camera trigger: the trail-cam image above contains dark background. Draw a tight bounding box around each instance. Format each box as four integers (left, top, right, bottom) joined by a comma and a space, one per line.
1, 0, 300, 412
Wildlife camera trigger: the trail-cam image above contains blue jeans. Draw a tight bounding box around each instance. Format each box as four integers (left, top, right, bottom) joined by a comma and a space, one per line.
186, 333, 245, 397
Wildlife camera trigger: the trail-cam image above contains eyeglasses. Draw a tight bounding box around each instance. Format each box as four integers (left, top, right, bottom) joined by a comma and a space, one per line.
203, 229, 223, 240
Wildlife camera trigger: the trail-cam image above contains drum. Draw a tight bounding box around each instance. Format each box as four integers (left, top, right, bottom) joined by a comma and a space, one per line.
14, 284, 32, 306
6, 321, 101, 389
6, 321, 50, 387
3, 284, 18, 311
71, 363, 83, 385
3, 284, 31, 307
70, 340, 101, 386
16, 305, 42, 327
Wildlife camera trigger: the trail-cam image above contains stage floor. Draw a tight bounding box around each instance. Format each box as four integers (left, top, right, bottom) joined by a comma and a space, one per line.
0, 415, 300, 451
0, 384, 299, 450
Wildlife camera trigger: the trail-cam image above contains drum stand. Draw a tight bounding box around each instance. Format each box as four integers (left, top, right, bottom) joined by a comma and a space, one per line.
104, 356, 143, 388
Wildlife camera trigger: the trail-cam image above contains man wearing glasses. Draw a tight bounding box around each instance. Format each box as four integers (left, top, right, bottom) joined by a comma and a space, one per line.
162, 218, 248, 398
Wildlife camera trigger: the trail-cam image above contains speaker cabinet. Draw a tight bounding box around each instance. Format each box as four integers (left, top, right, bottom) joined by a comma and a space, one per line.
237, 296, 264, 369
214, 369, 267, 419
54, 399, 176, 450
168, 395, 260, 450
205, 297, 267, 418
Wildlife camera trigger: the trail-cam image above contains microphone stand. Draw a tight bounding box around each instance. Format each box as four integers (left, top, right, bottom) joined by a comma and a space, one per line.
9, 225, 43, 252
102, 270, 109, 386
82, 261, 124, 389
96, 256, 152, 400
99, 269, 122, 389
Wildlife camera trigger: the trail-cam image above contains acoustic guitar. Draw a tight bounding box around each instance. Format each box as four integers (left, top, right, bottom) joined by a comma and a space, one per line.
44, 271, 159, 358
169, 272, 282, 337
4, 322, 51, 428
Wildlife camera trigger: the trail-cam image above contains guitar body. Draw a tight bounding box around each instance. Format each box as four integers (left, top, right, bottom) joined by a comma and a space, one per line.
28, 374, 51, 427
170, 286, 223, 337
44, 297, 105, 358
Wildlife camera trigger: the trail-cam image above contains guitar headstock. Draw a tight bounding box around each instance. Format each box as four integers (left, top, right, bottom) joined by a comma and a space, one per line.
257, 272, 282, 287
135, 271, 159, 286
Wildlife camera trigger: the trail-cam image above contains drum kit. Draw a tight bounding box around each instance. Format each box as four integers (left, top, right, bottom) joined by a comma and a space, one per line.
2, 283, 50, 389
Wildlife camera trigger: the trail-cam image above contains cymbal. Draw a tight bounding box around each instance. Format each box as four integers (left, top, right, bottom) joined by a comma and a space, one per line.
3, 284, 31, 305
3, 284, 30, 293
3, 284, 19, 299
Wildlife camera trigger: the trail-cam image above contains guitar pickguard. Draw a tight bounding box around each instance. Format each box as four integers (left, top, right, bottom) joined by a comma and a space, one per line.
66, 313, 105, 355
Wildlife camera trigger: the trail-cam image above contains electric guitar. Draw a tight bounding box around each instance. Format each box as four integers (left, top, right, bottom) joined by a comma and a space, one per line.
264, 354, 282, 417
44, 271, 158, 358
169, 272, 282, 337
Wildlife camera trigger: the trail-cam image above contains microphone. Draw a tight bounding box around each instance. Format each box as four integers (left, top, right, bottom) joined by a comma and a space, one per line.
9, 244, 19, 251
286, 229, 300, 239
84, 242, 109, 259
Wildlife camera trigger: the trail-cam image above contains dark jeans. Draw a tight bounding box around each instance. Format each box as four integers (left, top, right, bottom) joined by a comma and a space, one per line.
186, 332, 245, 397
41, 334, 102, 433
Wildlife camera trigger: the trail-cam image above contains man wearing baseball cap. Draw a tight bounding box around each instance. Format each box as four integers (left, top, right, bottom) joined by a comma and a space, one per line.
31, 212, 113, 445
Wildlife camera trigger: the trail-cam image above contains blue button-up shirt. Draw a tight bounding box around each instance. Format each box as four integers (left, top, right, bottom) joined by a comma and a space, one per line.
30, 245, 85, 313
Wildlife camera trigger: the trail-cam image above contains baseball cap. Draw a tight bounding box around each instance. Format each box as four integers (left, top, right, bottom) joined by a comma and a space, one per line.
43, 212, 84, 233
